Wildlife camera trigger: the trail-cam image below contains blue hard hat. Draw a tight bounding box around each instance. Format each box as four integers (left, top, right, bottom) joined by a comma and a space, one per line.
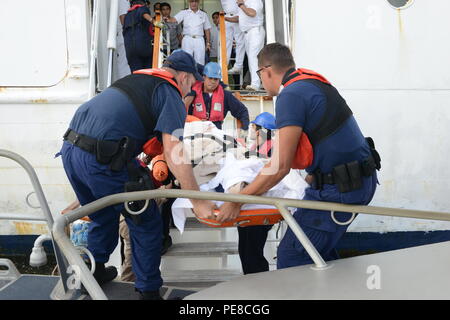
163, 50, 203, 81
251, 112, 276, 130
203, 62, 222, 79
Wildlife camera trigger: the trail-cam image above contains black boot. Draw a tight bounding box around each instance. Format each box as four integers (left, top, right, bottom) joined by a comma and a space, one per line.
93, 262, 118, 285
136, 289, 163, 300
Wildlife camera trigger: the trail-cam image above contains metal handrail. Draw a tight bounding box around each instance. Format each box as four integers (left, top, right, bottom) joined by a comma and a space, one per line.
53, 187, 450, 299
0, 150, 54, 224
152, 11, 162, 68
88, 0, 100, 99
3, 148, 450, 299
0, 149, 87, 296
218, 11, 228, 86
106, 0, 119, 87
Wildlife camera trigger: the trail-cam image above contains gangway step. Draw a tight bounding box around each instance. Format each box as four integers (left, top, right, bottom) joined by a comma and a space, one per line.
162, 269, 242, 286
164, 242, 238, 257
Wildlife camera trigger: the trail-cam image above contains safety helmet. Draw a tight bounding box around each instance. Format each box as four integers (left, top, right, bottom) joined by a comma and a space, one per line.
251, 112, 276, 130
203, 62, 222, 79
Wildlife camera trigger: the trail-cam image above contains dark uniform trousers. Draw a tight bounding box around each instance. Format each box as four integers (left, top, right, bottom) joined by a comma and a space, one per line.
238, 224, 273, 274
60, 141, 163, 292
277, 172, 378, 269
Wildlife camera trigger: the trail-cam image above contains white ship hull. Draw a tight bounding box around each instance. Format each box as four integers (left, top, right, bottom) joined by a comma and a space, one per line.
1, 0, 450, 253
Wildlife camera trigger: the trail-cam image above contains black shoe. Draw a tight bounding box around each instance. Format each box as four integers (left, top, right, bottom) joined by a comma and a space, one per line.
93, 263, 118, 285
136, 289, 163, 300
161, 236, 173, 256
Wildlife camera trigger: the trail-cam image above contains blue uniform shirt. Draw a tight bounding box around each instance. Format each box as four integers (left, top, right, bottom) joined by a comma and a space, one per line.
69, 83, 186, 156
123, 6, 152, 41
276, 80, 370, 174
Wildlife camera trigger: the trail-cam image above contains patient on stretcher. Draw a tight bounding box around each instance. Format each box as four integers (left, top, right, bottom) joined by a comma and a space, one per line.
171, 120, 309, 232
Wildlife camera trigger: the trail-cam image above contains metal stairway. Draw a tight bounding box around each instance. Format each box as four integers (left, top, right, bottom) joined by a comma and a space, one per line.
160, 217, 243, 287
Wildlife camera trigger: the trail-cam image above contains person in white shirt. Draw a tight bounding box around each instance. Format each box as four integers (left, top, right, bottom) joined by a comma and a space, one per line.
226, 0, 265, 90
165, 0, 212, 65
113, 0, 131, 81
220, 0, 245, 73
209, 12, 220, 61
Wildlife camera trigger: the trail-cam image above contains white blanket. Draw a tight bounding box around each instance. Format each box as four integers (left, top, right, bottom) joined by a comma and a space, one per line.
171, 153, 309, 233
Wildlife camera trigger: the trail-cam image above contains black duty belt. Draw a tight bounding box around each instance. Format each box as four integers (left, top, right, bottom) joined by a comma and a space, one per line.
63, 129, 98, 154
312, 156, 378, 193
63, 129, 136, 172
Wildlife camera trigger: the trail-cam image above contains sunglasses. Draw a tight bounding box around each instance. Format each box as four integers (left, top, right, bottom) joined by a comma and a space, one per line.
256, 65, 271, 79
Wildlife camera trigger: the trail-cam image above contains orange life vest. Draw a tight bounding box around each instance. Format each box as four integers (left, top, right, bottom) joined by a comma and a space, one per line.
133, 68, 182, 95
190, 81, 225, 122
283, 68, 331, 170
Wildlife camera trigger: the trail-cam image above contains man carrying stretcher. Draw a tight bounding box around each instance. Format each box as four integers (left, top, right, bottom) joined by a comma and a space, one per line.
218, 43, 380, 268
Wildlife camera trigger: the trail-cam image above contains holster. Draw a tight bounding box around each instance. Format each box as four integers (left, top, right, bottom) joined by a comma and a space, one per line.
331, 160, 368, 193
113, 137, 136, 172
332, 164, 352, 193
95, 140, 120, 165
365, 137, 381, 170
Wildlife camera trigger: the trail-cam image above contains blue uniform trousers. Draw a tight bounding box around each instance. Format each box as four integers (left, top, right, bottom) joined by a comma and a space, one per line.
124, 35, 153, 72
60, 142, 163, 292
277, 173, 378, 269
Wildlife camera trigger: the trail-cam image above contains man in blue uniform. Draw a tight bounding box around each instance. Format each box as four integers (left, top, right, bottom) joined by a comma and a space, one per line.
218, 43, 380, 268
123, 0, 157, 71
184, 62, 249, 131
59, 50, 216, 299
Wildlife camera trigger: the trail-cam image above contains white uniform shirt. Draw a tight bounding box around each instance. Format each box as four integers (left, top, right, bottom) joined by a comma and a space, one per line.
238, 0, 264, 32
174, 9, 211, 37
221, 0, 239, 16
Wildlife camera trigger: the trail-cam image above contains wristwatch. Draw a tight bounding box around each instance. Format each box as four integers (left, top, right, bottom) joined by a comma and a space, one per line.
238, 3, 244, 7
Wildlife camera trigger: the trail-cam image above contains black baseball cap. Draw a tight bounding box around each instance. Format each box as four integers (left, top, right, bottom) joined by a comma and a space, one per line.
163, 50, 203, 81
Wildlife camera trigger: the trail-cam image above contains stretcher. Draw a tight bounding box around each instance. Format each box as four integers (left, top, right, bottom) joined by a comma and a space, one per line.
196, 208, 284, 228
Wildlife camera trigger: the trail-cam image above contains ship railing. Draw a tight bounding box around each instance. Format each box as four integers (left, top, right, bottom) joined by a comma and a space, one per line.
2, 149, 450, 300
106, 0, 119, 87
218, 11, 229, 86
152, 11, 163, 68
0, 150, 76, 296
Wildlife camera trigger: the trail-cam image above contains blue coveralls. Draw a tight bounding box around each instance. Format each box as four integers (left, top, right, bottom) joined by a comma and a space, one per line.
274, 79, 378, 269
123, 5, 154, 72
59, 82, 186, 292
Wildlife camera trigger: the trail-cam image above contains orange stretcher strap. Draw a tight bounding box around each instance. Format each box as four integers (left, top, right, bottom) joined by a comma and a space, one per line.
196, 208, 283, 228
